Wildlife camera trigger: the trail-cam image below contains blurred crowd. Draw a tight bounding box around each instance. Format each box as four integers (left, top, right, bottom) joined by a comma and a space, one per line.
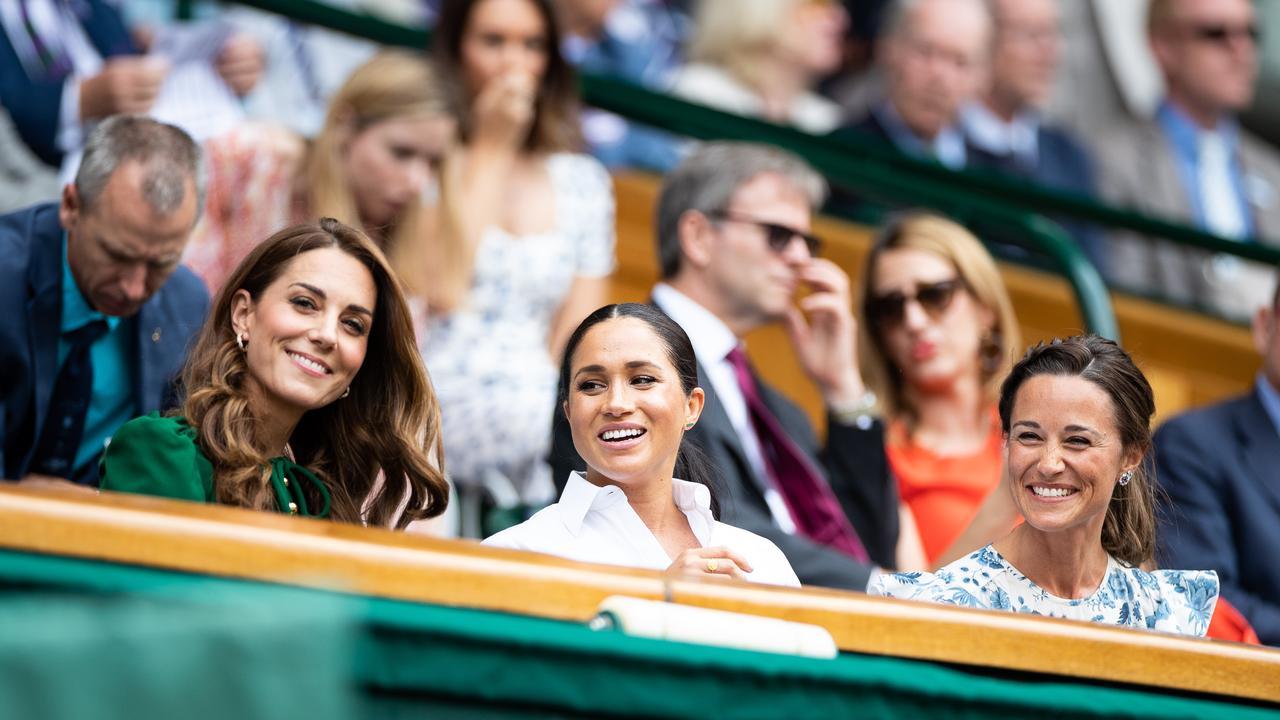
1, 0, 1278, 648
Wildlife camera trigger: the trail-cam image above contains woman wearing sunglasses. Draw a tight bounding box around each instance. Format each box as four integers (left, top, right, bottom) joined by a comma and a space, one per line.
855, 212, 1022, 566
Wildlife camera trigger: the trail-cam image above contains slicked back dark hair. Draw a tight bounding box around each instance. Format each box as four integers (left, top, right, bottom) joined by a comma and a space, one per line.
559, 303, 721, 517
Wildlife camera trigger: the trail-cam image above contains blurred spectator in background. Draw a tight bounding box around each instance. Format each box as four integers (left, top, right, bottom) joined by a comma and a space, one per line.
0, 0, 263, 169
855, 213, 1021, 566
182, 51, 456, 296
0, 116, 207, 488
428, 0, 615, 532
831, 0, 990, 170
0, 108, 59, 213
1096, 0, 1280, 319
556, 0, 686, 170
961, 0, 1103, 270
670, 0, 848, 134
1155, 278, 1280, 645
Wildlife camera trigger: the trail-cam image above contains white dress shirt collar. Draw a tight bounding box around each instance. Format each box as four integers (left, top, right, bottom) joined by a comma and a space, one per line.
961, 102, 1040, 165
651, 283, 738, 367
650, 282, 798, 533
558, 471, 715, 546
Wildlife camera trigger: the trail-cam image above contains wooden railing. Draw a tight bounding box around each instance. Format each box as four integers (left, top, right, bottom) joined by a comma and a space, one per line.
608, 173, 1259, 428
1, 485, 1276, 705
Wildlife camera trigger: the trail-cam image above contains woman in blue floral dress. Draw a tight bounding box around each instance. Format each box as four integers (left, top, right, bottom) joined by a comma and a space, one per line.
873, 336, 1218, 636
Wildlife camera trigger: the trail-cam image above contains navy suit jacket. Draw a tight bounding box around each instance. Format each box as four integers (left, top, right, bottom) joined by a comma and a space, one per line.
0, 202, 209, 484
1155, 387, 1280, 645
966, 125, 1107, 272
549, 335, 899, 590
0, 0, 137, 166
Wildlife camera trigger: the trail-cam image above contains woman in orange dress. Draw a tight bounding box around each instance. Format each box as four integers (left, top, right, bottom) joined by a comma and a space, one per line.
855, 213, 1022, 565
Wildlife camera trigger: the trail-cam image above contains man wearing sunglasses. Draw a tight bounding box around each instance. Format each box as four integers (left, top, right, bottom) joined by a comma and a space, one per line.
1097, 0, 1280, 320
549, 142, 899, 591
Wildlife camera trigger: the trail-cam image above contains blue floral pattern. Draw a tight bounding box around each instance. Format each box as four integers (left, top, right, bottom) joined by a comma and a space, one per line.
871, 545, 1218, 637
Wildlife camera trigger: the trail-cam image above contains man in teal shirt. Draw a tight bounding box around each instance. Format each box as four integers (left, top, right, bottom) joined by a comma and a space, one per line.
0, 115, 209, 487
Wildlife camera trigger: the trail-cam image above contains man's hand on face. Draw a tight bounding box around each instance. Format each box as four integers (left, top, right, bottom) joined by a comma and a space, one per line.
783, 258, 867, 409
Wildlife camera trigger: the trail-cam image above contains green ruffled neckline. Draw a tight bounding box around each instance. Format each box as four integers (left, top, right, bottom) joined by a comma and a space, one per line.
267, 457, 331, 519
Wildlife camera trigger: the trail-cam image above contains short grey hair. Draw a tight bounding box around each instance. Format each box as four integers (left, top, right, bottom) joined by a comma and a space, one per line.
656, 142, 826, 279
881, 0, 992, 41
75, 115, 205, 217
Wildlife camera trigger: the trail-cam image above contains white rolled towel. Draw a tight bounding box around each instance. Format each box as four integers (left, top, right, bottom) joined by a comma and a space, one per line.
592, 596, 838, 659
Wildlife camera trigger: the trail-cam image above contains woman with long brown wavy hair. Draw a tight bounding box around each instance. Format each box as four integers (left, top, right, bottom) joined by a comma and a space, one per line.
101, 219, 448, 528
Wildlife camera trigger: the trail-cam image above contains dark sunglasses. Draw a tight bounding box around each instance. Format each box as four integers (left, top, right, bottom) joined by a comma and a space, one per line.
1188, 22, 1260, 44
707, 211, 823, 256
867, 278, 964, 327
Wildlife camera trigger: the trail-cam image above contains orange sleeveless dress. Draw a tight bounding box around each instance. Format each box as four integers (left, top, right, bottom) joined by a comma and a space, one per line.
887, 409, 1003, 564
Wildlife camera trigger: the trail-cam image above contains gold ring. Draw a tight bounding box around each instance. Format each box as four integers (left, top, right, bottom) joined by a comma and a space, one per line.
706, 559, 719, 573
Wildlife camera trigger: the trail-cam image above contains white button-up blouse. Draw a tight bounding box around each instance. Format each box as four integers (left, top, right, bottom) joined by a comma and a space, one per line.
483, 472, 801, 588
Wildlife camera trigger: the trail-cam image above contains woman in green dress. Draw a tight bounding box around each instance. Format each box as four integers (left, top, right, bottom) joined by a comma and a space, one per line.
100, 218, 449, 528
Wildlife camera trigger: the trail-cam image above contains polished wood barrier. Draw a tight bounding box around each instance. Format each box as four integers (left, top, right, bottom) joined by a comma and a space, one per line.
1, 486, 1277, 704
609, 173, 1260, 429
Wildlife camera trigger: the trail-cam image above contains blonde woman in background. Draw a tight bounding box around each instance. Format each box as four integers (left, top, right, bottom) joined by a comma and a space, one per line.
855, 212, 1022, 566
183, 51, 457, 296
670, 0, 848, 133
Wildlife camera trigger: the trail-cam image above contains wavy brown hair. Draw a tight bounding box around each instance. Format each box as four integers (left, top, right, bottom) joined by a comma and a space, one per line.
998, 335, 1158, 567
179, 219, 448, 528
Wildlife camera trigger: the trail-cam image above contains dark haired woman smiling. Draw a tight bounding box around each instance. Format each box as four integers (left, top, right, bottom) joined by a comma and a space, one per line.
873, 336, 1218, 636
484, 304, 799, 586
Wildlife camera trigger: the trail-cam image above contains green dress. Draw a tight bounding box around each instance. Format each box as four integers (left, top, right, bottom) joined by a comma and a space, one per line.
100, 412, 330, 518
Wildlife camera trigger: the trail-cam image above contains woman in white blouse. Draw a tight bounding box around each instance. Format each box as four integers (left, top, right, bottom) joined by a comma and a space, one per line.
484, 303, 800, 587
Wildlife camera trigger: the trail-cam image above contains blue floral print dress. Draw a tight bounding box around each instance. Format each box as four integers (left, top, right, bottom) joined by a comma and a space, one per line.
871, 545, 1219, 636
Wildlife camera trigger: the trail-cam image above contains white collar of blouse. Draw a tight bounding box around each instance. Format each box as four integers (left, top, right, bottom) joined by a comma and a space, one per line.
557, 471, 715, 539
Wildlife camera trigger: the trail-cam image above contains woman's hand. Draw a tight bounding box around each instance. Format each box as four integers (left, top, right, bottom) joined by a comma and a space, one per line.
666, 546, 754, 580
469, 72, 537, 154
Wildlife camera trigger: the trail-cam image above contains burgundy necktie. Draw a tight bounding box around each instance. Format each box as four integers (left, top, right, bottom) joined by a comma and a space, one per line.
725, 347, 868, 562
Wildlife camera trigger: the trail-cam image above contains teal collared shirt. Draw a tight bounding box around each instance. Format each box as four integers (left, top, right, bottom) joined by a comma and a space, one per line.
58, 236, 136, 475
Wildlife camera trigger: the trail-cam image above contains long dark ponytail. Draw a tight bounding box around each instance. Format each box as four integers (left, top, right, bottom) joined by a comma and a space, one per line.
558, 303, 723, 518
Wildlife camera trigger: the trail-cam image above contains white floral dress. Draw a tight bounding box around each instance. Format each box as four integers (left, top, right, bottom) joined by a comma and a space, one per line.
871, 544, 1219, 637
421, 153, 615, 505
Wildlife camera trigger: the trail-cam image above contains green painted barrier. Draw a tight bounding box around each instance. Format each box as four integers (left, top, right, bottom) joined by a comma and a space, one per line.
2, 548, 1278, 718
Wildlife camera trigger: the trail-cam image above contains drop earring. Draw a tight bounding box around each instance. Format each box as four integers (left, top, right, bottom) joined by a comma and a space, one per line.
236, 333, 247, 351
1118, 470, 1133, 486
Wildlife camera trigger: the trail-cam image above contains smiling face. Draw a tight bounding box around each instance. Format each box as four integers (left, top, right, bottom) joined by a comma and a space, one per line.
459, 0, 550, 98
565, 317, 704, 488
231, 247, 377, 424
344, 113, 454, 230
872, 247, 993, 395
60, 161, 198, 317
1005, 374, 1142, 539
